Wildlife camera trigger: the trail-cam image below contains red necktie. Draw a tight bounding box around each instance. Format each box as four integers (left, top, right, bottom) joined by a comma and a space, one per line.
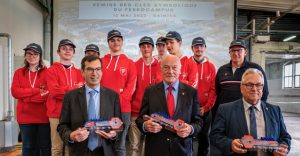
167, 85, 175, 118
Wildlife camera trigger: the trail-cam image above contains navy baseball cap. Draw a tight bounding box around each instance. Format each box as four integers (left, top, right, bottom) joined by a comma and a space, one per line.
85, 44, 100, 53
156, 37, 166, 45
229, 39, 246, 49
164, 31, 182, 41
23, 43, 42, 54
107, 29, 123, 40
192, 37, 206, 47
58, 39, 76, 48
139, 36, 154, 46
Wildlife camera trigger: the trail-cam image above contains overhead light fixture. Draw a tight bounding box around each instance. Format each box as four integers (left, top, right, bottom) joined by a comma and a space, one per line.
276, 10, 280, 17
283, 35, 296, 42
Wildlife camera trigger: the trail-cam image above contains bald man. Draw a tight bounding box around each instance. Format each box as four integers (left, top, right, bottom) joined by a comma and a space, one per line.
135, 55, 202, 156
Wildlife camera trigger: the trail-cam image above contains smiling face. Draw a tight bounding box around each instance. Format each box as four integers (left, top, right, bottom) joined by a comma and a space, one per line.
192, 44, 206, 58
57, 45, 75, 61
140, 43, 154, 59
241, 72, 264, 105
25, 49, 40, 67
229, 45, 247, 66
161, 55, 181, 84
108, 37, 123, 53
82, 59, 102, 89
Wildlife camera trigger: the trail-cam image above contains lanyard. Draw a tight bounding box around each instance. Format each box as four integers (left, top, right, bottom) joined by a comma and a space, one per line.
29, 70, 38, 88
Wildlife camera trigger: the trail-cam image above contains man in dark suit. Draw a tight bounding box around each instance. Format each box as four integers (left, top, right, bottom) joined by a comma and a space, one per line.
57, 56, 122, 156
210, 68, 291, 156
135, 55, 202, 156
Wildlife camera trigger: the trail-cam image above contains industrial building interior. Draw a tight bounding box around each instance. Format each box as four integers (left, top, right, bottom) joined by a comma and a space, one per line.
0, 0, 300, 155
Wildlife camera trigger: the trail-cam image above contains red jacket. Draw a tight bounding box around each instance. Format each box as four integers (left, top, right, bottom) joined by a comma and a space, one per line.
131, 58, 162, 117
192, 57, 217, 112
101, 54, 137, 113
11, 66, 49, 124
46, 62, 84, 118
180, 56, 198, 88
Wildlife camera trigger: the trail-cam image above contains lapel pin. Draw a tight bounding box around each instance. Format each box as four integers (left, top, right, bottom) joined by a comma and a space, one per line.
182, 92, 185, 95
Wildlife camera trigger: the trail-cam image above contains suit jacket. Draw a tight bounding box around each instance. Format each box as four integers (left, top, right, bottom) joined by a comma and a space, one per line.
210, 99, 291, 156
57, 86, 121, 156
135, 81, 202, 156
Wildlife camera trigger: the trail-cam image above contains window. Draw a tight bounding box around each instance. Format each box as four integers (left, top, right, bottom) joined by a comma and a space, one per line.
283, 64, 293, 88
283, 62, 300, 88
295, 63, 300, 88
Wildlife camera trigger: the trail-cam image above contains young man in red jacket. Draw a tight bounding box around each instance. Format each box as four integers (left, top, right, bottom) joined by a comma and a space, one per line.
191, 37, 217, 156
100, 30, 137, 156
154, 36, 168, 61
129, 36, 162, 156
46, 39, 85, 156
84, 44, 100, 57
164, 31, 198, 88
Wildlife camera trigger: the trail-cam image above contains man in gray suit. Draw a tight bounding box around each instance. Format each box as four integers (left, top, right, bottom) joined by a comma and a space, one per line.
210, 68, 291, 156
57, 56, 122, 156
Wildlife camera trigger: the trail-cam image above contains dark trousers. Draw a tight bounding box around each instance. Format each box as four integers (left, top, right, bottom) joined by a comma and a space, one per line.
19, 123, 51, 156
197, 111, 212, 156
89, 147, 105, 156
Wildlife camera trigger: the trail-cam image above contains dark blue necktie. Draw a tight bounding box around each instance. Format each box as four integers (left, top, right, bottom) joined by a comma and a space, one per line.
249, 106, 257, 139
88, 90, 98, 151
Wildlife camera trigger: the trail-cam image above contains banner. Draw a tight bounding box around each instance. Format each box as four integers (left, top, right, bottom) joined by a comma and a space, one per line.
79, 1, 214, 20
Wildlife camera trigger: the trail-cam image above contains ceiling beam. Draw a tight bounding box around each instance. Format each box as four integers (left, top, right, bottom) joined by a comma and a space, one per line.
238, 0, 300, 14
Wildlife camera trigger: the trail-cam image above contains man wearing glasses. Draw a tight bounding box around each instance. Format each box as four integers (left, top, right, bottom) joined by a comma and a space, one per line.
212, 39, 269, 122
210, 68, 291, 156
58, 56, 122, 156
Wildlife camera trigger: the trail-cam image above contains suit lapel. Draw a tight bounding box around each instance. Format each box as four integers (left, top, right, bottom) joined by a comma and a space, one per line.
236, 99, 248, 135
174, 82, 186, 119
261, 101, 272, 137
156, 82, 169, 116
78, 87, 88, 121
100, 86, 106, 119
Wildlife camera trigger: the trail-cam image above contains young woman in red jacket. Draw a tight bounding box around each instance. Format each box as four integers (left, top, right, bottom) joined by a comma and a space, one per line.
11, 43, 51, 156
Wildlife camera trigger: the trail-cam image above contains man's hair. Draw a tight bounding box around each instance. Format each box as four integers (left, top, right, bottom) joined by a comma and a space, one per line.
241, 68, 264, 84
81, 55, 102, 70
160, 55, 182, 69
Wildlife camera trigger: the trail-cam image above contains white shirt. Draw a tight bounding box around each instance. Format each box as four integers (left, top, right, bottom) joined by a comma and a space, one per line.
243, 98, 266, 156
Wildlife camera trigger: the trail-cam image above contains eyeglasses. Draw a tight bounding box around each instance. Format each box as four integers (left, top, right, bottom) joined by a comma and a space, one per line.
242, 83, 264, 89
26, 52, 40, 57
85, 67, 101, 73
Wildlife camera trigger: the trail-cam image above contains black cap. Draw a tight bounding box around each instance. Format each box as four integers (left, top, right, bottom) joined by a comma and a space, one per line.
139, 36, 154, 46
85, 44, 100, 53
192, 37, 206, 47
58, 39, 76, 48
23, 43, 42, 54
156, 37, 166, 45
107, 29, 123, 40
164, 31, 182, 41
229, 39, 246, 49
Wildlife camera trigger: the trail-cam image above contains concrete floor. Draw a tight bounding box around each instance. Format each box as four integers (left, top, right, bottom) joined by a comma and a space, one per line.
1, 112, 299, 156
282, 112, 300, 156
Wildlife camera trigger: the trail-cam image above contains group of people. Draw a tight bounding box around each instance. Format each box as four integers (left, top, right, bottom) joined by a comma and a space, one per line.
12, 29, 291, 156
